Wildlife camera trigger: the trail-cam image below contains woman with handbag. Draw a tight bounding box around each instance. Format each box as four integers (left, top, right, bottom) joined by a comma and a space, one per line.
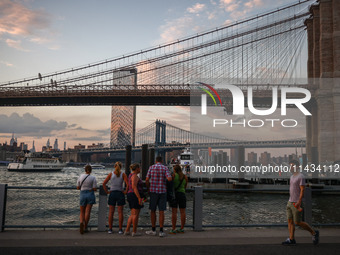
169, 164, 188, 234
125, 163, 144, 236
77, 165, 97, 234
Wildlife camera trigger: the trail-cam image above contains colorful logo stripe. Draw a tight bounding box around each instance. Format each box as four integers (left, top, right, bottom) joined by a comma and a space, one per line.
198, 87, 217, 105
197, 82, 223, 106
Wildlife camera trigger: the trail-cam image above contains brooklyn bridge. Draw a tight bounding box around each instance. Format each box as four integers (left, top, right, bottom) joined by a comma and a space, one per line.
0, 0, 339, 164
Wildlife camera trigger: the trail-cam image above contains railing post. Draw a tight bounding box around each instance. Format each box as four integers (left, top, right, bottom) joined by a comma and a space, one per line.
193, 186, 203, 231
304, 186, 312, 225
97, 185, 107, 231
0, 184, 7, 232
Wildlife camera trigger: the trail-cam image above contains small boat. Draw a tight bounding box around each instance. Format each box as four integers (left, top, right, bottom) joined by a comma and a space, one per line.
89, 164, 105, 170
169, 148, 194, 176
7, 152, 66, 172
179, 147, 194, 166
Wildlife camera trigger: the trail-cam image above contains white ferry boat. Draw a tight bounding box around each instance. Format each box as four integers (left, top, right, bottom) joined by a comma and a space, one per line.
7, 152, 66, 172
179, 148, 194, 166
89, 164, 105, 170
169, 148, 194, 176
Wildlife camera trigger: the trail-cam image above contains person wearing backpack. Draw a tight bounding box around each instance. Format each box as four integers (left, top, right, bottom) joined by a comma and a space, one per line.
169, 164, 188, 234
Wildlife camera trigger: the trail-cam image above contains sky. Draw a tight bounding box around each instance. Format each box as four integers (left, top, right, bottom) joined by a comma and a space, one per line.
0, 0, 310, 153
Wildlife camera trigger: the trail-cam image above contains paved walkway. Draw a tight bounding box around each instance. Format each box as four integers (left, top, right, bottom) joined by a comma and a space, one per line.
1, 227, 340, 254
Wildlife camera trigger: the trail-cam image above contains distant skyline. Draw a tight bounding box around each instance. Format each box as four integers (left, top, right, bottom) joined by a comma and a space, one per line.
0, 0, 308, 153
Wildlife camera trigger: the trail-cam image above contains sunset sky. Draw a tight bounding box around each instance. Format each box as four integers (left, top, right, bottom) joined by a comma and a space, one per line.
0, 0, 307, 152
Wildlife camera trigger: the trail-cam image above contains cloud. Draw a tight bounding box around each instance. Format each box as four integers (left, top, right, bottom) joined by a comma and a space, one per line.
0, 0, 50, 36
226, 3, 239, 12
0, 60, 13, 67
244, 0, 263, 8
219, 0, 237, 11
0, 0, 56, 50
158, 16, 194, 43
220, 0, 235, 4
5, 39, 29, 52
187, 3, 206, 13
157, 0, 275, 45
0, 112, 67, 136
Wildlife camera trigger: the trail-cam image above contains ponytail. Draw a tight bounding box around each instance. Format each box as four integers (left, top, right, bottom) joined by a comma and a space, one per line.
114, 161, 122, 177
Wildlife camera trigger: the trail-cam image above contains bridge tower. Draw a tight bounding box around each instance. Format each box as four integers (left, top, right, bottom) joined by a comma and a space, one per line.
305, 0, 340, 163
155, 120, 166, 146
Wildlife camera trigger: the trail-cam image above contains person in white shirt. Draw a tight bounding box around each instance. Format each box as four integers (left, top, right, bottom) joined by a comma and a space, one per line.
77, 165, 97, 234
282, 159, 319, 245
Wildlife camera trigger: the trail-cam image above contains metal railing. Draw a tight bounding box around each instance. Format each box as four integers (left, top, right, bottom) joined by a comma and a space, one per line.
1, 184, 340, 231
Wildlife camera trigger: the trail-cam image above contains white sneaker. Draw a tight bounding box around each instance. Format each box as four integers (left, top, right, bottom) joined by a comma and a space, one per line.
108, 229, 113, 234
145, 230, 157, 236
159, 231, 166, 237
124, 231, 130, 236
132, 232, 142, 237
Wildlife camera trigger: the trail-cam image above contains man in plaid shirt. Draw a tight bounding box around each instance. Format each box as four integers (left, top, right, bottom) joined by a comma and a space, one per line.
145, 156, 172, 237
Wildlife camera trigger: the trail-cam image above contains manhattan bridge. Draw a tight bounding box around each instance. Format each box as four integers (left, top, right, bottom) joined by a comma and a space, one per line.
0, 0, 321, 155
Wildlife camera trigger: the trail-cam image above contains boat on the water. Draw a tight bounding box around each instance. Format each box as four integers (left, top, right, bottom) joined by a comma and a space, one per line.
7, 152, 66, 172
169, 147, 194, 176
88, 164, 105, 170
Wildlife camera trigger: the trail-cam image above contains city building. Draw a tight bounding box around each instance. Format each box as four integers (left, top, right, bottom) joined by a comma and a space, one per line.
259, 151, 271, 165
74, 144, 85, 150
53, 139, 58, 151
30, 141, 36, 153
248, 152, 258, 165
110, 69, 136, 148
9, 133, 17, 146
230, 148, 239, 166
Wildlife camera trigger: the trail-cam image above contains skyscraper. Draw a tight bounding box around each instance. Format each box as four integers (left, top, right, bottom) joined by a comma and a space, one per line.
31, 141, 36, 153
54, 139, 58, 150
110, 106, 136, 147
110, 69, 136, 148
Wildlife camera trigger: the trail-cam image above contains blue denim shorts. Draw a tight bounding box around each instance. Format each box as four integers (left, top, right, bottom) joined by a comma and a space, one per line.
80, 190, 96, 206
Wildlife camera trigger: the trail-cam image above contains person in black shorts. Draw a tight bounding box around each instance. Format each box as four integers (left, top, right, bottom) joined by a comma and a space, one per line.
169, 164, 188, 234
103, 162, 128, 234
125, 163, 144, 236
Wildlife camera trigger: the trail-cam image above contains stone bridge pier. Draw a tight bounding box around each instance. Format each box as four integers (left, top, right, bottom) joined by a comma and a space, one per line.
305, 0, 340, 163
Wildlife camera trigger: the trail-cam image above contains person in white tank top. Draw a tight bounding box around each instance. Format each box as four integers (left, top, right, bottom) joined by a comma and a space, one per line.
103, 161, 128, 234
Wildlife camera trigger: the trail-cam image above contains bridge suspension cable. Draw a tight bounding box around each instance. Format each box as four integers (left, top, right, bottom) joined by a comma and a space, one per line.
1, 0, 314, 92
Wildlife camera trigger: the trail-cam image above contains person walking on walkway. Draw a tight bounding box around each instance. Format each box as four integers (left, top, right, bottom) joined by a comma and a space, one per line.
125, 163, 144, 237
169, 164, 188, 234
282, 159, 319, 245
103, 161, 128, 234
77, 165, 97, 234
145, 156, 172, 237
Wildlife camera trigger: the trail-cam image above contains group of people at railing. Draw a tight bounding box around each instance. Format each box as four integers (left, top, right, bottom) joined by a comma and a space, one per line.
76, 156, 188, 237
76, 158, 320, 245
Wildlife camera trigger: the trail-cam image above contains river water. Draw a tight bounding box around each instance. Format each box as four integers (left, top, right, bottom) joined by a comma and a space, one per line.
1, 166, 339, 228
